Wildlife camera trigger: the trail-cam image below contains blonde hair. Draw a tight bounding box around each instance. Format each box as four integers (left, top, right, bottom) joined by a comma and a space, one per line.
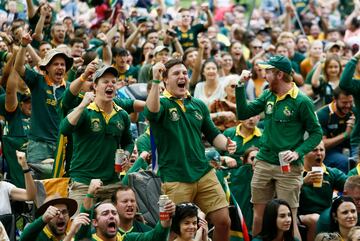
277, 32, 296, 43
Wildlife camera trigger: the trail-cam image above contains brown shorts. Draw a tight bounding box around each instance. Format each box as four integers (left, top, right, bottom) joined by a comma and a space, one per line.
162, 169, 228, 214
251, 159, 303, 208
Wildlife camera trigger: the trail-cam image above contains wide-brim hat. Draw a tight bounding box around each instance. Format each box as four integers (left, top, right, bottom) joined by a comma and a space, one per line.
92, 65, 119, 82
39, 49, 73, 72
35, 194, 78, 218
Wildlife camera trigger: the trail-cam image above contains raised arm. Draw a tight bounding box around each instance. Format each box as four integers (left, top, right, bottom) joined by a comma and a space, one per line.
146, 63, 165, 113
201, 4, 213, 28
10, 151, 36, 201
69, 60, 97, 96
66, 92, 94, 126
340, 51, 360, 93
25, 0, 36, 19
311, 62, 323, 89
14, 30, 32, 77
33, 4, 50, 41
97, 33, 112, 65
125, 23, 146, 52
190, 42, 204, 87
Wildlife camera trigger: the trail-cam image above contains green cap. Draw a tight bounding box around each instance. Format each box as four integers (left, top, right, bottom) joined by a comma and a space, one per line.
258, 55, 293, 75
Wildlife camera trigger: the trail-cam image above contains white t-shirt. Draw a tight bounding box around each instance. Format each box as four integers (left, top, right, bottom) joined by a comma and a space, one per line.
194, 82, 225, 107
0, 181, 15, 215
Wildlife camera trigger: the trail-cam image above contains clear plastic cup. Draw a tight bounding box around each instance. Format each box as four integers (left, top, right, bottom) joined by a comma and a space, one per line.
279, 151, 291, 173
312, 166, 323, 188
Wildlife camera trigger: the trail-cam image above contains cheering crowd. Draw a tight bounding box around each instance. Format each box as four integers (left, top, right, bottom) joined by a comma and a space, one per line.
1, 0, 360, 240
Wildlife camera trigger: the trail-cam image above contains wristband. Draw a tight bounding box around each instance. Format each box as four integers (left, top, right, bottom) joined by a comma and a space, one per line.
86, 193, 94, 198
20, 43, 28, 48
23, 168, 31, 173
152, 79, 161, 84
80, 74, 87, 82
343, 132, 349, 139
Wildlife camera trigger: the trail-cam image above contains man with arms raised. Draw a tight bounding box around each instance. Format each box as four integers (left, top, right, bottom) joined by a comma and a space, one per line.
145, 58, 236, 241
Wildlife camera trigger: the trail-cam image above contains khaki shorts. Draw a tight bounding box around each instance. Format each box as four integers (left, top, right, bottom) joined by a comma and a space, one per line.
251, 160, 303, 208
162, 169, 228, 214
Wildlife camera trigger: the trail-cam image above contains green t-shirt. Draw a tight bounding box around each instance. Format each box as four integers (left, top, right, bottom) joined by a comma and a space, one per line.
24, 68, 67, 143
115, 65, 139, 83
236, 84, 322, 165
0, 94, 30, 137
299, 166, 346, 215
60, 102, 134, 185
317, 103, 352, 150
136, 130, 151, 154
175, 24, 206, 50
222, 125, 262, 165
144, 93, 220, 182
290, 51, 305, 74
118, 220, 152, 235
339, 58, 360, 145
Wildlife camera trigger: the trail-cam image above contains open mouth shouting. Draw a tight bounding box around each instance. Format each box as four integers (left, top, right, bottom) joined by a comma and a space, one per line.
56, 221, 67, 233
105, 87, 114, 98
107, 221, 117, 234
124, 206, 135, 217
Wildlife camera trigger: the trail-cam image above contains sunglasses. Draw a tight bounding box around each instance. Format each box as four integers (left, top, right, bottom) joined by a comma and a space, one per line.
230, 84, 237, 89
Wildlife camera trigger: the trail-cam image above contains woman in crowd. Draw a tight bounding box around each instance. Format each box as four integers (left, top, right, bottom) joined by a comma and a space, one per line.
219, 52, 235, 77
194, 59, 225, 107
171, 203, 208, 241
229, 41, 248, 75
252, 199, 297, 241
311, 54, 343, 105
329, 196, 358, 240
209, 75, 238, 131
246, 57, 267, 101
300, 40, 323, 79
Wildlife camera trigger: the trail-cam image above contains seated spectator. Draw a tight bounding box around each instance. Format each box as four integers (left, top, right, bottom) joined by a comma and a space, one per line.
329, 196, 358, 240
171, 202, 209, 241
317, 176, 360, 234
246, 57, 267, 101
298, 141, 347, 241
229, 147, 259, 234
310, 54, 343, 105
252, 199, 297, 241
0, 151, 36, 216
222, 115, 261, 165
209, 76, 239, 131
73, 192, 175, 241
19, 194, 78, 241
300, 40, 323, 79
317, 87, 355, 173
111, 185, 152, 234
194, 59, 225, 108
